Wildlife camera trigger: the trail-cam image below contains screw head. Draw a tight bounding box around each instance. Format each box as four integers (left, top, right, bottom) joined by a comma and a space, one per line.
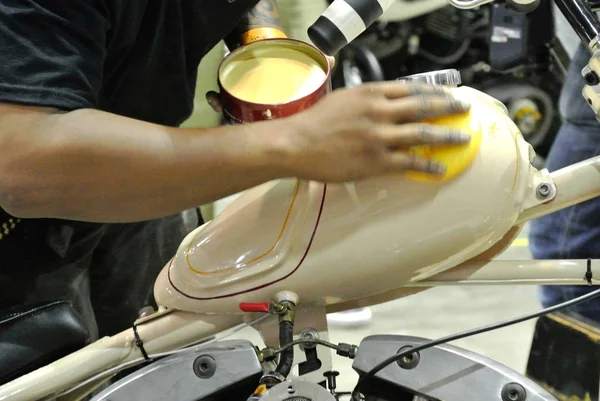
586, 71, 600, 86
396, 346, 420, 370
501, 382, 527, 401
536, 183, 553, 200
193, 355, 216, 379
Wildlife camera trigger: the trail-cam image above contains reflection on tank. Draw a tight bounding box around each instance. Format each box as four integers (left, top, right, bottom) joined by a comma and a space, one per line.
155, 85, 542, 315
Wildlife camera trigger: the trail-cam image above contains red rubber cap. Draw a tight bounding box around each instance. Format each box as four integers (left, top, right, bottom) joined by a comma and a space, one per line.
239, 302, 270, 313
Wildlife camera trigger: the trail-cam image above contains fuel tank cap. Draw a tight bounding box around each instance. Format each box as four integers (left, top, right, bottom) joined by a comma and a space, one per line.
397, 69, 462, 87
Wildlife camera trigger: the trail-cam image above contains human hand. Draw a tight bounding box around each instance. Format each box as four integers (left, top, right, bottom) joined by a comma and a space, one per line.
278, 81, 472, 182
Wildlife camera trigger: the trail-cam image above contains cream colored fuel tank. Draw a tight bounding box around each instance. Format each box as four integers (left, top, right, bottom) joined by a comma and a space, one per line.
154, 86, 543, 314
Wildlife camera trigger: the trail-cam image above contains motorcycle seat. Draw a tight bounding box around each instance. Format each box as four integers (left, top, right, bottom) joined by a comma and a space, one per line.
0, 301, 90, 386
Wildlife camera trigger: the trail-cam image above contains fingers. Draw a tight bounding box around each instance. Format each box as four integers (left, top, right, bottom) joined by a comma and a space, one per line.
359, 81, 471, 123
378, 123, 471, 148
205, 91, 223, 112
362, 81, 450, 100
384, 152, 447, 176
379, 93, 471, 123
377, 122, 474, 176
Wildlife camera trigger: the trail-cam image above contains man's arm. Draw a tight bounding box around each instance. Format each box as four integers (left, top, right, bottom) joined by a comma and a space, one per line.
224, 0, 287, 50
0, 0, 292, 224
0, 105, 292, 223
0, 1, 472, 225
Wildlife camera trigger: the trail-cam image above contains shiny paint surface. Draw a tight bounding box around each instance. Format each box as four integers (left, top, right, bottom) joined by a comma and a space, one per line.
155, 86, 541, 314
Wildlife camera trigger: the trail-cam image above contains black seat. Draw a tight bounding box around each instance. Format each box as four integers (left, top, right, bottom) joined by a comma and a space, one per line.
0, 301, 90, 385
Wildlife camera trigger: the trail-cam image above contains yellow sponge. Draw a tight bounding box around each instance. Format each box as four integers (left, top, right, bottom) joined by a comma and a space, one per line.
404, 109, 483, 182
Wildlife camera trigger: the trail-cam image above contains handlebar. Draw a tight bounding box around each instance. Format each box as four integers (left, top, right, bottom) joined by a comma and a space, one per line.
555, 0, 600, 50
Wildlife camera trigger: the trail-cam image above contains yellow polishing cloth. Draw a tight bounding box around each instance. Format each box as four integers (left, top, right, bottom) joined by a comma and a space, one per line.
404, 108, 483, 182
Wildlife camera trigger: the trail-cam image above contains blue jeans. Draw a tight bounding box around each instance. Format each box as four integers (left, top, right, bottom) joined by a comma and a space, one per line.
529, 44, 600, 322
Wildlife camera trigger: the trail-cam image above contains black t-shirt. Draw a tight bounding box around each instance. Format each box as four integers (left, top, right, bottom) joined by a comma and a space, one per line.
0, 0, 258, 274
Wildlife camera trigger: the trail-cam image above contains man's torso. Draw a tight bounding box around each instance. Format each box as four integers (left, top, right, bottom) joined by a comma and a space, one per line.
101, 0, 255, 126
0, 0, 257, 274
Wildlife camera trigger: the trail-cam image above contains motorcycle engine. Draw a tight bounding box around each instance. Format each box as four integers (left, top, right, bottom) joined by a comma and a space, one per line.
335, 3, 562, 159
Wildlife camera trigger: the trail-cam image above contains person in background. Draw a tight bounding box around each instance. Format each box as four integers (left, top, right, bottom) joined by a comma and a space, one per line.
0, 0, 472, 341
529, 42, 600, 322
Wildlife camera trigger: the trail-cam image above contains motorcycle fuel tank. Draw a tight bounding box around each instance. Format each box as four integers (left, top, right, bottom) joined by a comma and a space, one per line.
154, 86, 539, 314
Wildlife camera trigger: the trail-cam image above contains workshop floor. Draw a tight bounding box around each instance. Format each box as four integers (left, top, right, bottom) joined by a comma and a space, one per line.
229, 225, 541, 392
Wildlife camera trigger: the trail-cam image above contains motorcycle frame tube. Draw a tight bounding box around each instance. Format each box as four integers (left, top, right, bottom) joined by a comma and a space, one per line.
516, 154, 600, 224
0, 310, 243, 401
410, 259, 600, 286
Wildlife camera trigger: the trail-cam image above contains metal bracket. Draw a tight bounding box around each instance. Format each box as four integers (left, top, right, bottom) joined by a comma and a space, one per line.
582, 52, 600, 121
352, 335, 558, 401
521, 168, 557, 213
260, 379, 336, 401
90, 340, 263, 401
256, 306, 333, 384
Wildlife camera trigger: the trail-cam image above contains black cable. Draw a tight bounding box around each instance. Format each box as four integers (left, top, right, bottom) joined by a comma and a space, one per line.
344, 43, 385, 82
275, 321, 294, 377
352, 284, 600, 398
586, 259, 593, 285
132, 324, 151, 362
419, 40, 472, 65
